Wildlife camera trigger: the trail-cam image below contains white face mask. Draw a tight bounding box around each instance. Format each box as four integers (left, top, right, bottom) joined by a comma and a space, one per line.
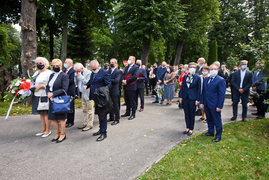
167, 69, 170, 72
189, 68, 196, 75
202, 71, 208, 75
210, 70, 218, 77
127, 60, 131, 64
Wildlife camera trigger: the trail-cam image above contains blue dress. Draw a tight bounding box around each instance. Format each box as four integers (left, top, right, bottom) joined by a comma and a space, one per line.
164, 74, 175, 100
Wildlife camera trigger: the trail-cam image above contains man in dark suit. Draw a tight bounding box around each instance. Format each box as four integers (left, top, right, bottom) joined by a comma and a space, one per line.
230, 60, 253, 122
179, 62, 201, 136
64, 59, 76, 128
196, 57, 206, 75
252, 61, 267, 119
142, 65, 149, 96
121, 56, 139, 120
200, 64, 226, 142
107, 58, 121, 125
153, 61, 167, 104
136, 60, 147, 112
84, 60, 111, 141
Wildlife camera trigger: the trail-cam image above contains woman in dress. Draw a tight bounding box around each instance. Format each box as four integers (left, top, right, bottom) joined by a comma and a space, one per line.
199, 65, 210, 123
47, 59, 69, 143
32, 57, 53, 138
163, 66, 176, 106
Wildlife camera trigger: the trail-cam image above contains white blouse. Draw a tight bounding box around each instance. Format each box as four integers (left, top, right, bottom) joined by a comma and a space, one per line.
34, 70, 53, 97
48, 71, 62, 92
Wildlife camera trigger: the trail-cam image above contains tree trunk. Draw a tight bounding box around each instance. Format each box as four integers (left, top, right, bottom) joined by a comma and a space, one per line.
20, 0, 37, 78
141, 36, 151, 65
49, 28, 54, 60
174, 40, 184, 65
60, 1, 70, 62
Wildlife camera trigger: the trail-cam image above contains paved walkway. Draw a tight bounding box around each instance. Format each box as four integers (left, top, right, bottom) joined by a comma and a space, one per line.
0, 95, 265, 180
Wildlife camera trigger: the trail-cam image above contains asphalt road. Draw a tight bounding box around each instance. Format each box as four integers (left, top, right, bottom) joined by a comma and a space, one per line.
0, 95, 265, 180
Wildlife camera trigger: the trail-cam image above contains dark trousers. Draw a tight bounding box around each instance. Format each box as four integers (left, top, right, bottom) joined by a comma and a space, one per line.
99, 116, 107, 135
144, 80, 149, 95
118, 89, 121, 109
150, 79, 156, 95
182, 98, 196, 130
233, 92, 248, 118
66, 97, 75, 125
136, 88, 145, 109
110, 95, 120, 121
204, 105, 222, 138
125, 90, 137, 115
257, 90, 266, 116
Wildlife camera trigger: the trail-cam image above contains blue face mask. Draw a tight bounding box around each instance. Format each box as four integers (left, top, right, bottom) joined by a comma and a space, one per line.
64, 64, 68, 69
241, 65, 247, 70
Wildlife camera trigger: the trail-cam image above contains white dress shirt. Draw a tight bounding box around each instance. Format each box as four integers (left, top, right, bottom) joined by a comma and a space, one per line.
240, 70, 246, 88
48, 71, 62, 91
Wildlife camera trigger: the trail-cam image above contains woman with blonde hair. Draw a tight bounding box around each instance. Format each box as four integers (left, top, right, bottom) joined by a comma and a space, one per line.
32, 57, 53, 138
46, 59, 69, 143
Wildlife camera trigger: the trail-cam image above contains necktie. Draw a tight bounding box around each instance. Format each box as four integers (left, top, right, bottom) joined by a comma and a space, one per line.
208, 77, 213, 85
65, 69, 67, 73
93, 73, 96, 79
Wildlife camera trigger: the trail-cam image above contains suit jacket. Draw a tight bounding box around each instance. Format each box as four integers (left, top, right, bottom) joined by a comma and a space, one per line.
179, 74, 201, 101
46, 72, 69, 97
108, 68, 121, 96
75, 68, 91, 100
122, 64, 139, 91
66, 67, 76, 96
137, 68, 147, 89
86, 68, 111, 101
231, 70, 253, 94
201, 75, 226, 109
253, 71, 267, 91
156, 66, 167, 83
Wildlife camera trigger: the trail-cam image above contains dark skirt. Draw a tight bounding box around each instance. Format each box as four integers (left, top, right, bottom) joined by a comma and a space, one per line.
48, 100, 67, 120
32, 95, 49, 115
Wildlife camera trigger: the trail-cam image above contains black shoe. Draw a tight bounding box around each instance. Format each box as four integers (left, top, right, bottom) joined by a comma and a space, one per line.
107, 118, 114, 122
212, 137, 221, 142
56, 135, 66, 143
65, 123, 74, 128
251, 112, 259, 115
230, 116, 237, 121
202, 133, 214, 137
121, 113, 130, 117
111, 121, 119, 125
256, 115, 265, 119
160, 102, 163, 105
93, 131, 101, 136
183, 130, 189, 134
152, 101, 159, 103
51, 137, 59, 142
97, 134, 107, 141
128, 115, 135, 120
187, 131, 193, 136
195, 109, 202, 116
242, 117, 247, 122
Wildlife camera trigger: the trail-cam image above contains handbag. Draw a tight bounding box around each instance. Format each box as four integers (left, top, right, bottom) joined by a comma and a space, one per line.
52, 90, 73, 114
37, 90, 49, 111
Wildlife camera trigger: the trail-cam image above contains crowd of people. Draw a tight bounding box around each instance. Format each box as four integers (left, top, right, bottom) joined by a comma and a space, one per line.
0, 56, 267, 143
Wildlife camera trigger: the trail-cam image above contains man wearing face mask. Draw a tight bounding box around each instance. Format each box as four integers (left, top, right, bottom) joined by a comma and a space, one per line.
135, 60, 147, 112
196, 57, 206, 75
121, 56, 139, 120
84, 60, 111, 141
64, 59, 76, 128
107, 58, 122, 125
230, 60, 253, 122
153, 61, 167, 104
200, 64, 226, 142
179, 62, 201, 136
218, 63, 229, 87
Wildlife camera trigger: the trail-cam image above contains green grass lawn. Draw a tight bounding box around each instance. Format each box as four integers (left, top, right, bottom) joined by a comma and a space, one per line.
139, 119, 269, 180
0, 98, 82, 116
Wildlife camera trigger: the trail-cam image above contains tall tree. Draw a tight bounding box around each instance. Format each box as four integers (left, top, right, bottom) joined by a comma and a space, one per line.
117, 0, 185, 65
60, 0, 70, 62
174, 0, 220, 65
19, 0, 37, 78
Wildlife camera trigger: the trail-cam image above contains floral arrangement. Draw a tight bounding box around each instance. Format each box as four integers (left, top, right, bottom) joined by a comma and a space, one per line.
154, 84, 163, 98
149, 73, 156, 79
4, 78, 35, 102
